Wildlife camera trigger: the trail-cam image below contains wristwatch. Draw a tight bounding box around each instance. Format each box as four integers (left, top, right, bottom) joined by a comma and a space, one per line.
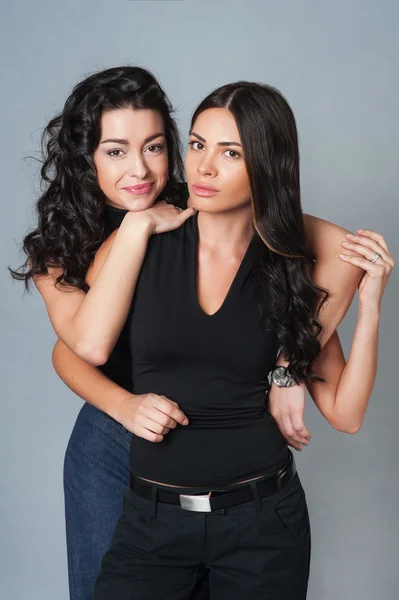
270, 366, 296, 388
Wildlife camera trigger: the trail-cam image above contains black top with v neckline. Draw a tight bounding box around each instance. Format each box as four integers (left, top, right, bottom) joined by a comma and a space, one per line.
129, 213, 289, 487
192, 211, 255, 319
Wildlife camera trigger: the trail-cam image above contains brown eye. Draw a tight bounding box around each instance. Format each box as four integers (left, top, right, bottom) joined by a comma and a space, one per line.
146, 144, 164, 154
223, 149, 240, 159
189, 141, 204, 151
107, 149, 124, 157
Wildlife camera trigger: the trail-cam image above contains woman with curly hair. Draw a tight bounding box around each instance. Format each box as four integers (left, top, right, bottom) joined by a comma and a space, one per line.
10, 65, 203, 600
12, 74, 393, 599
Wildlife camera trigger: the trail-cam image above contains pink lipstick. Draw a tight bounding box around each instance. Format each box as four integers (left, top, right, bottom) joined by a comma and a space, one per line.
122, 182, 154, 195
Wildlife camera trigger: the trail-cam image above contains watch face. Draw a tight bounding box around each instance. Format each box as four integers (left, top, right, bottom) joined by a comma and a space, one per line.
273, 368, 288, 386
272, 367, 293, 387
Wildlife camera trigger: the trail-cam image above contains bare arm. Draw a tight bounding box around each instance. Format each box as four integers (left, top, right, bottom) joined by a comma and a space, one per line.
52, 338, 190, 441
271, 227, 394, 440
303, 214, 364, 344
52, 338, 132, 419
307, 229, 394, 432
306, 311, 378, 433
35, 216, 151, 365
34, 204, 195, 365
269, 217, 377, 448
48, 205, 195, 438
274, 216, 363, 367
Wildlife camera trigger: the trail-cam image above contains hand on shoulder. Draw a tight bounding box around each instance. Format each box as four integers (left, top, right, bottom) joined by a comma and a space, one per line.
122, 201, 196, 236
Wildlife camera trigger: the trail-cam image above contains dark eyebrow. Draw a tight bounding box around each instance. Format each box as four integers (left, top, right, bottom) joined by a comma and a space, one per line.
190, 131, 242, 148
100, 133, 165, 145
144, 133, 165, 144
100, 138, 129, 145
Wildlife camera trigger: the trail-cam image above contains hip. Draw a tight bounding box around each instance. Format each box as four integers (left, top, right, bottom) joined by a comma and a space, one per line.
117, 454, 310, 554
67, 403, 132, 455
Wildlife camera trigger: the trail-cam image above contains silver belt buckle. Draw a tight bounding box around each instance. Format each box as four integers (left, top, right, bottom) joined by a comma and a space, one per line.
179, 492, 212, 512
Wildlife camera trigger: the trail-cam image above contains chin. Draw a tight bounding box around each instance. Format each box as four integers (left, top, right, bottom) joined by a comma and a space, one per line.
118, 193, 158, 212
187, 195, 217, 212
127, 198, 156, 211
188, 196, 240, 215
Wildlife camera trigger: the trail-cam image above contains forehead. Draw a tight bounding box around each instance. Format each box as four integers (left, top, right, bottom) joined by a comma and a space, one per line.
192, 108, 240, 142
100, 107, 164, 138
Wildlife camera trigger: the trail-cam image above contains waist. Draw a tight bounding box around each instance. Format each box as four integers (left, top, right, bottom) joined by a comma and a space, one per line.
133, 379, 271, 429
130, 450, 296, 513
130, 415, 288, 488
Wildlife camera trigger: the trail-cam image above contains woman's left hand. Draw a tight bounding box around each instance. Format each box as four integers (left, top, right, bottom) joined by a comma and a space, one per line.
340, 230, 395, 311
268, 382, 310, 451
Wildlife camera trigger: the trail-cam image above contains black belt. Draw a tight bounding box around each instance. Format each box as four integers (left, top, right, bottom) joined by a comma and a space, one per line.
129, 452, 296, 513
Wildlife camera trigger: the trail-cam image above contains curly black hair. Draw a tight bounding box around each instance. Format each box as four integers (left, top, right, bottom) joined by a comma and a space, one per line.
10, 66, 184, 292
191, 82, 329, 383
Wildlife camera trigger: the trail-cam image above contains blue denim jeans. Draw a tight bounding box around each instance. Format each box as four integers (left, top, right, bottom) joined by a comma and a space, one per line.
64, 403, 210, 600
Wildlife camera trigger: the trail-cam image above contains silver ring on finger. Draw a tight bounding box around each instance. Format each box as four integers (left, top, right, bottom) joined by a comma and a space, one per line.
370, 252, 380, 264
175, 205, 183, 212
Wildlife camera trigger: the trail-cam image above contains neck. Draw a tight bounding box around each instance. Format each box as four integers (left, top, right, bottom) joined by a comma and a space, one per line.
196, 203, 254, 255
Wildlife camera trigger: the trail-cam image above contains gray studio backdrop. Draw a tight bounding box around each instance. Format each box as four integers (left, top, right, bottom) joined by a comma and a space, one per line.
1, 1, 398, 599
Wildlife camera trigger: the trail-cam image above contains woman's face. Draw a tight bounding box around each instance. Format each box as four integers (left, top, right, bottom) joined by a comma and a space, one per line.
185, 108, 251, 214
93, 107, 168, 211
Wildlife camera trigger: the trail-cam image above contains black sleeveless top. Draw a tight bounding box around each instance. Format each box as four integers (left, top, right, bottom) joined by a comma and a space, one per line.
129, 213, 289, 487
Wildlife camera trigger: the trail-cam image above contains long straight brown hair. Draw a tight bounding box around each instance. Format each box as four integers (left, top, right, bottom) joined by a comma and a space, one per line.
190, 82, 328, 383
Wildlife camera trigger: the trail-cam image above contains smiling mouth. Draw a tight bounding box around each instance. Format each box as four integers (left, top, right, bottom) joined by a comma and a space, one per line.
122, 182, 155, 195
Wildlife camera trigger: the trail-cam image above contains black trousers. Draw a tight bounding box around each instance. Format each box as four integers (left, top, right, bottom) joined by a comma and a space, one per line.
94, 471, 311, 599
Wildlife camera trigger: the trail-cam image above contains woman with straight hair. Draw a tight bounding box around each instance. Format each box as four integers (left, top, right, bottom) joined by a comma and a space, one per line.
82, 82, 390, 598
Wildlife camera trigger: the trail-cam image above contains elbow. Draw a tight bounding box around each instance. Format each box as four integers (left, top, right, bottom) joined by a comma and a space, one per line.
331, 420, 363, 435
74, 341, 110, 366
51, 344, 61, 373
342, 423, 362, 435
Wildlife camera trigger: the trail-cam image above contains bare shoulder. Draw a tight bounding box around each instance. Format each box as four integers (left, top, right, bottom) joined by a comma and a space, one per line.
33, 230, 118, 292
33, 266, 74, 293
303, 213, 352, 259
303, 213, 351, 241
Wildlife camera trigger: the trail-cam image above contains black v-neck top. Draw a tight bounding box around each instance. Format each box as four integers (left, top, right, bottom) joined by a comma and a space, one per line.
129, 212, 289, 487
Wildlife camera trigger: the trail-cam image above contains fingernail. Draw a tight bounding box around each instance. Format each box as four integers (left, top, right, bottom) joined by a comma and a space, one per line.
346, 233, 354, 238
339, 254, 347, 259
183, 419, 189, 425
341, 241, 350, 246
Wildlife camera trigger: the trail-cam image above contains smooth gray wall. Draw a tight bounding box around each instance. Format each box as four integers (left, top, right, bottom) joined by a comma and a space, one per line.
2, 1, 398, 598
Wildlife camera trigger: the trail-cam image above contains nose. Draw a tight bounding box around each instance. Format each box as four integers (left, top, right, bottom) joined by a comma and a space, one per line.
127, 152, 149, 180
197, 153, 217, 177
